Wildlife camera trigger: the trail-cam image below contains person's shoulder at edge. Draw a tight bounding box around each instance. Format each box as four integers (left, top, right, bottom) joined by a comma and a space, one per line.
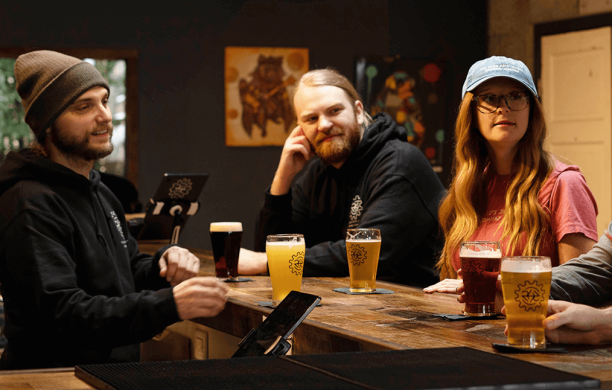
538, 158, 590, 199
548, 158, 585, 180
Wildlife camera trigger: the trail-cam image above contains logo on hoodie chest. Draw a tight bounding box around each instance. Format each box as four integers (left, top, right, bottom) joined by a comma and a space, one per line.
348, 195, 363, 228
110, 211, 128, 248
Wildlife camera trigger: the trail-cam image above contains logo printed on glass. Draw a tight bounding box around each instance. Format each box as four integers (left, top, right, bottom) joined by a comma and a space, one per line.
169, 178, 193, 199
462, 260, 485, 275
514, 280, 546, 311
289, 251, 304, 276
348, 244, 367, 266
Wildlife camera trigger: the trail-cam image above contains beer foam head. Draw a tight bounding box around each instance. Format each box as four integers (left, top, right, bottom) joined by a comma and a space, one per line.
501, 257, 551, 272
266, 240, 304, 246
210, 222, 242, 232
459, 247, 501, 258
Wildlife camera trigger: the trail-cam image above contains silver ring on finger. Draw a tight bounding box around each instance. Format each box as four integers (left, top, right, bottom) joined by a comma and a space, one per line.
455, 286, 459, 293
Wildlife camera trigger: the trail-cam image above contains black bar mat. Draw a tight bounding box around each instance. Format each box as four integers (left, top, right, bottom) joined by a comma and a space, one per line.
287, 347, 599, 389
76, 357, 365, 390
76, 347, 599, 390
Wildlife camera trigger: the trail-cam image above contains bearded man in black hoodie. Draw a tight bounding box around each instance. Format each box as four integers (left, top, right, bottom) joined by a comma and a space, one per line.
239, 69, 445, 287
0, 50, 228, 370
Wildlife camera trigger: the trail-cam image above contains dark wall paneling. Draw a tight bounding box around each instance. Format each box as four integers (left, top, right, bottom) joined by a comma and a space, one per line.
0, 0, 486, 250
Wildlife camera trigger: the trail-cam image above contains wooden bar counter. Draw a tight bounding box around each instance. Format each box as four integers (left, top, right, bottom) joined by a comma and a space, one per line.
3, 247, 612, 389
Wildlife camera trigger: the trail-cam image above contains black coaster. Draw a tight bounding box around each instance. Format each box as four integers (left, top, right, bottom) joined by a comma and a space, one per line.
333, 287, 394, 295
223, 277, 254, 283
256, 301, 321, 308
434, 314, 503, 321
492, 343, 568, 354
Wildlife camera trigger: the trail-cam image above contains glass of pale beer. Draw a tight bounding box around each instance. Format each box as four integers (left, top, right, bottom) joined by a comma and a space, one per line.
346, 229, 382, 293
210, 222, 243, 281
460, 241, 502, 316
501, 256, 552, 349
266, 234, 305, 304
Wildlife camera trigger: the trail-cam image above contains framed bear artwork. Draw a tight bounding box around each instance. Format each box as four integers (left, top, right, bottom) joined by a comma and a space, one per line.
225, 47, 309, 146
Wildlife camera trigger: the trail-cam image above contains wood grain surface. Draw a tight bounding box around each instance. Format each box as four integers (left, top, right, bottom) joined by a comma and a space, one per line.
2, 246, 612, 389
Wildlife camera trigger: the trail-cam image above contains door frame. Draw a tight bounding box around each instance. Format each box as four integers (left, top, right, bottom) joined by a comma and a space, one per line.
534, 12, 612, 84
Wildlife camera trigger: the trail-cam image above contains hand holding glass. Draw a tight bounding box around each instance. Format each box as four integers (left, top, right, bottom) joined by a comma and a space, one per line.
460, 241, 501, 316
266, 234, 305, 303
346, 229, 381, 293
501, 256, 552, 349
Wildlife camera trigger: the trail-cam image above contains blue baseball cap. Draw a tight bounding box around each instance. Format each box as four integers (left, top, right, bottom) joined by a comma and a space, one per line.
462, 56, 538, 99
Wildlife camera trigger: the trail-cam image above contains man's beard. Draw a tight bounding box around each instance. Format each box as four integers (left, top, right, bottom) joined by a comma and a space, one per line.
50, 123, 114, 162
312, 115, 361, 165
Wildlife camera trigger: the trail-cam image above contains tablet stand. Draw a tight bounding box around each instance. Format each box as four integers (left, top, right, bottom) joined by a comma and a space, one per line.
232, 291, 321, 357
147, 199, 200, 245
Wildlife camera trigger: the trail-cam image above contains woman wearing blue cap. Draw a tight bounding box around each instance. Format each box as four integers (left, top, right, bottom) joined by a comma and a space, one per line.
424, 56, 598, 294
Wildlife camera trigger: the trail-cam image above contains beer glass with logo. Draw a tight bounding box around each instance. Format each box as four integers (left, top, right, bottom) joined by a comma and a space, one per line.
460, 241, 502, 316
209, 222, 243, 281
346, 229, 381, 293
501, 256, 552, 349
266, 234, 305, 304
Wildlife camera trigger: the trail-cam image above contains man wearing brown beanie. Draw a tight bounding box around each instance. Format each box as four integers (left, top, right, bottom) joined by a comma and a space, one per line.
0, 50, 228, 370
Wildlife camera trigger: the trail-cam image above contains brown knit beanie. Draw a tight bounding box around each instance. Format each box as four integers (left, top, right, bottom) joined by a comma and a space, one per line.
14, 50, 110, 136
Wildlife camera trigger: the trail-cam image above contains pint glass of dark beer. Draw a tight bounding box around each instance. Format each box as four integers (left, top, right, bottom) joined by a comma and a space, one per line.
209, 222, 243, 281
460, 241, 501, 316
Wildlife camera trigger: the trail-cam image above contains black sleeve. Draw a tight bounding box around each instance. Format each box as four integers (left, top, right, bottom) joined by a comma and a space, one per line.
254, 188, 295, 252
0, 208, 179, 349
128, 236, 176, 292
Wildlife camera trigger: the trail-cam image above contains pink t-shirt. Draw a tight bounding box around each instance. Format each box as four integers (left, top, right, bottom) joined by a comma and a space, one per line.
452, 161, 598, 270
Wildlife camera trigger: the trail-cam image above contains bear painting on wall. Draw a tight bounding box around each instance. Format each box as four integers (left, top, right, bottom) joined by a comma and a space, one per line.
225, 47, 309, 146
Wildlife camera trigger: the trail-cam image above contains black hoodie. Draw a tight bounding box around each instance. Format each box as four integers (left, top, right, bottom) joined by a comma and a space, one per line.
0, 149, 179, 369
255, 113, 445, 287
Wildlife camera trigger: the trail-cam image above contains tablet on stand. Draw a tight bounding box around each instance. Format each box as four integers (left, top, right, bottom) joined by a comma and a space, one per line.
232, 291, 321, 357
137, 173, 208, 245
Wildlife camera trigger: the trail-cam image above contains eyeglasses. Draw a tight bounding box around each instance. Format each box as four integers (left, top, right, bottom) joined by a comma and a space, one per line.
472, 92, 530, 113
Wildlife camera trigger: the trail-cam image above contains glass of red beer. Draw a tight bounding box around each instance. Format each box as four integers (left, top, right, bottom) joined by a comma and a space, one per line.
460, 241, 501, 316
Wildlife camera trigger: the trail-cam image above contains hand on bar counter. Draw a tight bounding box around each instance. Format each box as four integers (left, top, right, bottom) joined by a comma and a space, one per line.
238, 248, 269, 275
423, 277, 463, 294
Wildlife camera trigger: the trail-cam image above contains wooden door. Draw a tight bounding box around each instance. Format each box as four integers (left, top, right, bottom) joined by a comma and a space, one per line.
542, 26, 612, 236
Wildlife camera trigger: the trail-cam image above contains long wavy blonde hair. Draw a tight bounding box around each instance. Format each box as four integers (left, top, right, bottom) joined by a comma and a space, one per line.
436, 90, 554, 279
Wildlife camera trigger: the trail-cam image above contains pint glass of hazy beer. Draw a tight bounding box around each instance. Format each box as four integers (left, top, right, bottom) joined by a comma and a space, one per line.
501, 256, 552, 349
460, 241, 501, 316
346, 229, 381, 293
266, 234, 305, 303
209, 222, 243, 281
